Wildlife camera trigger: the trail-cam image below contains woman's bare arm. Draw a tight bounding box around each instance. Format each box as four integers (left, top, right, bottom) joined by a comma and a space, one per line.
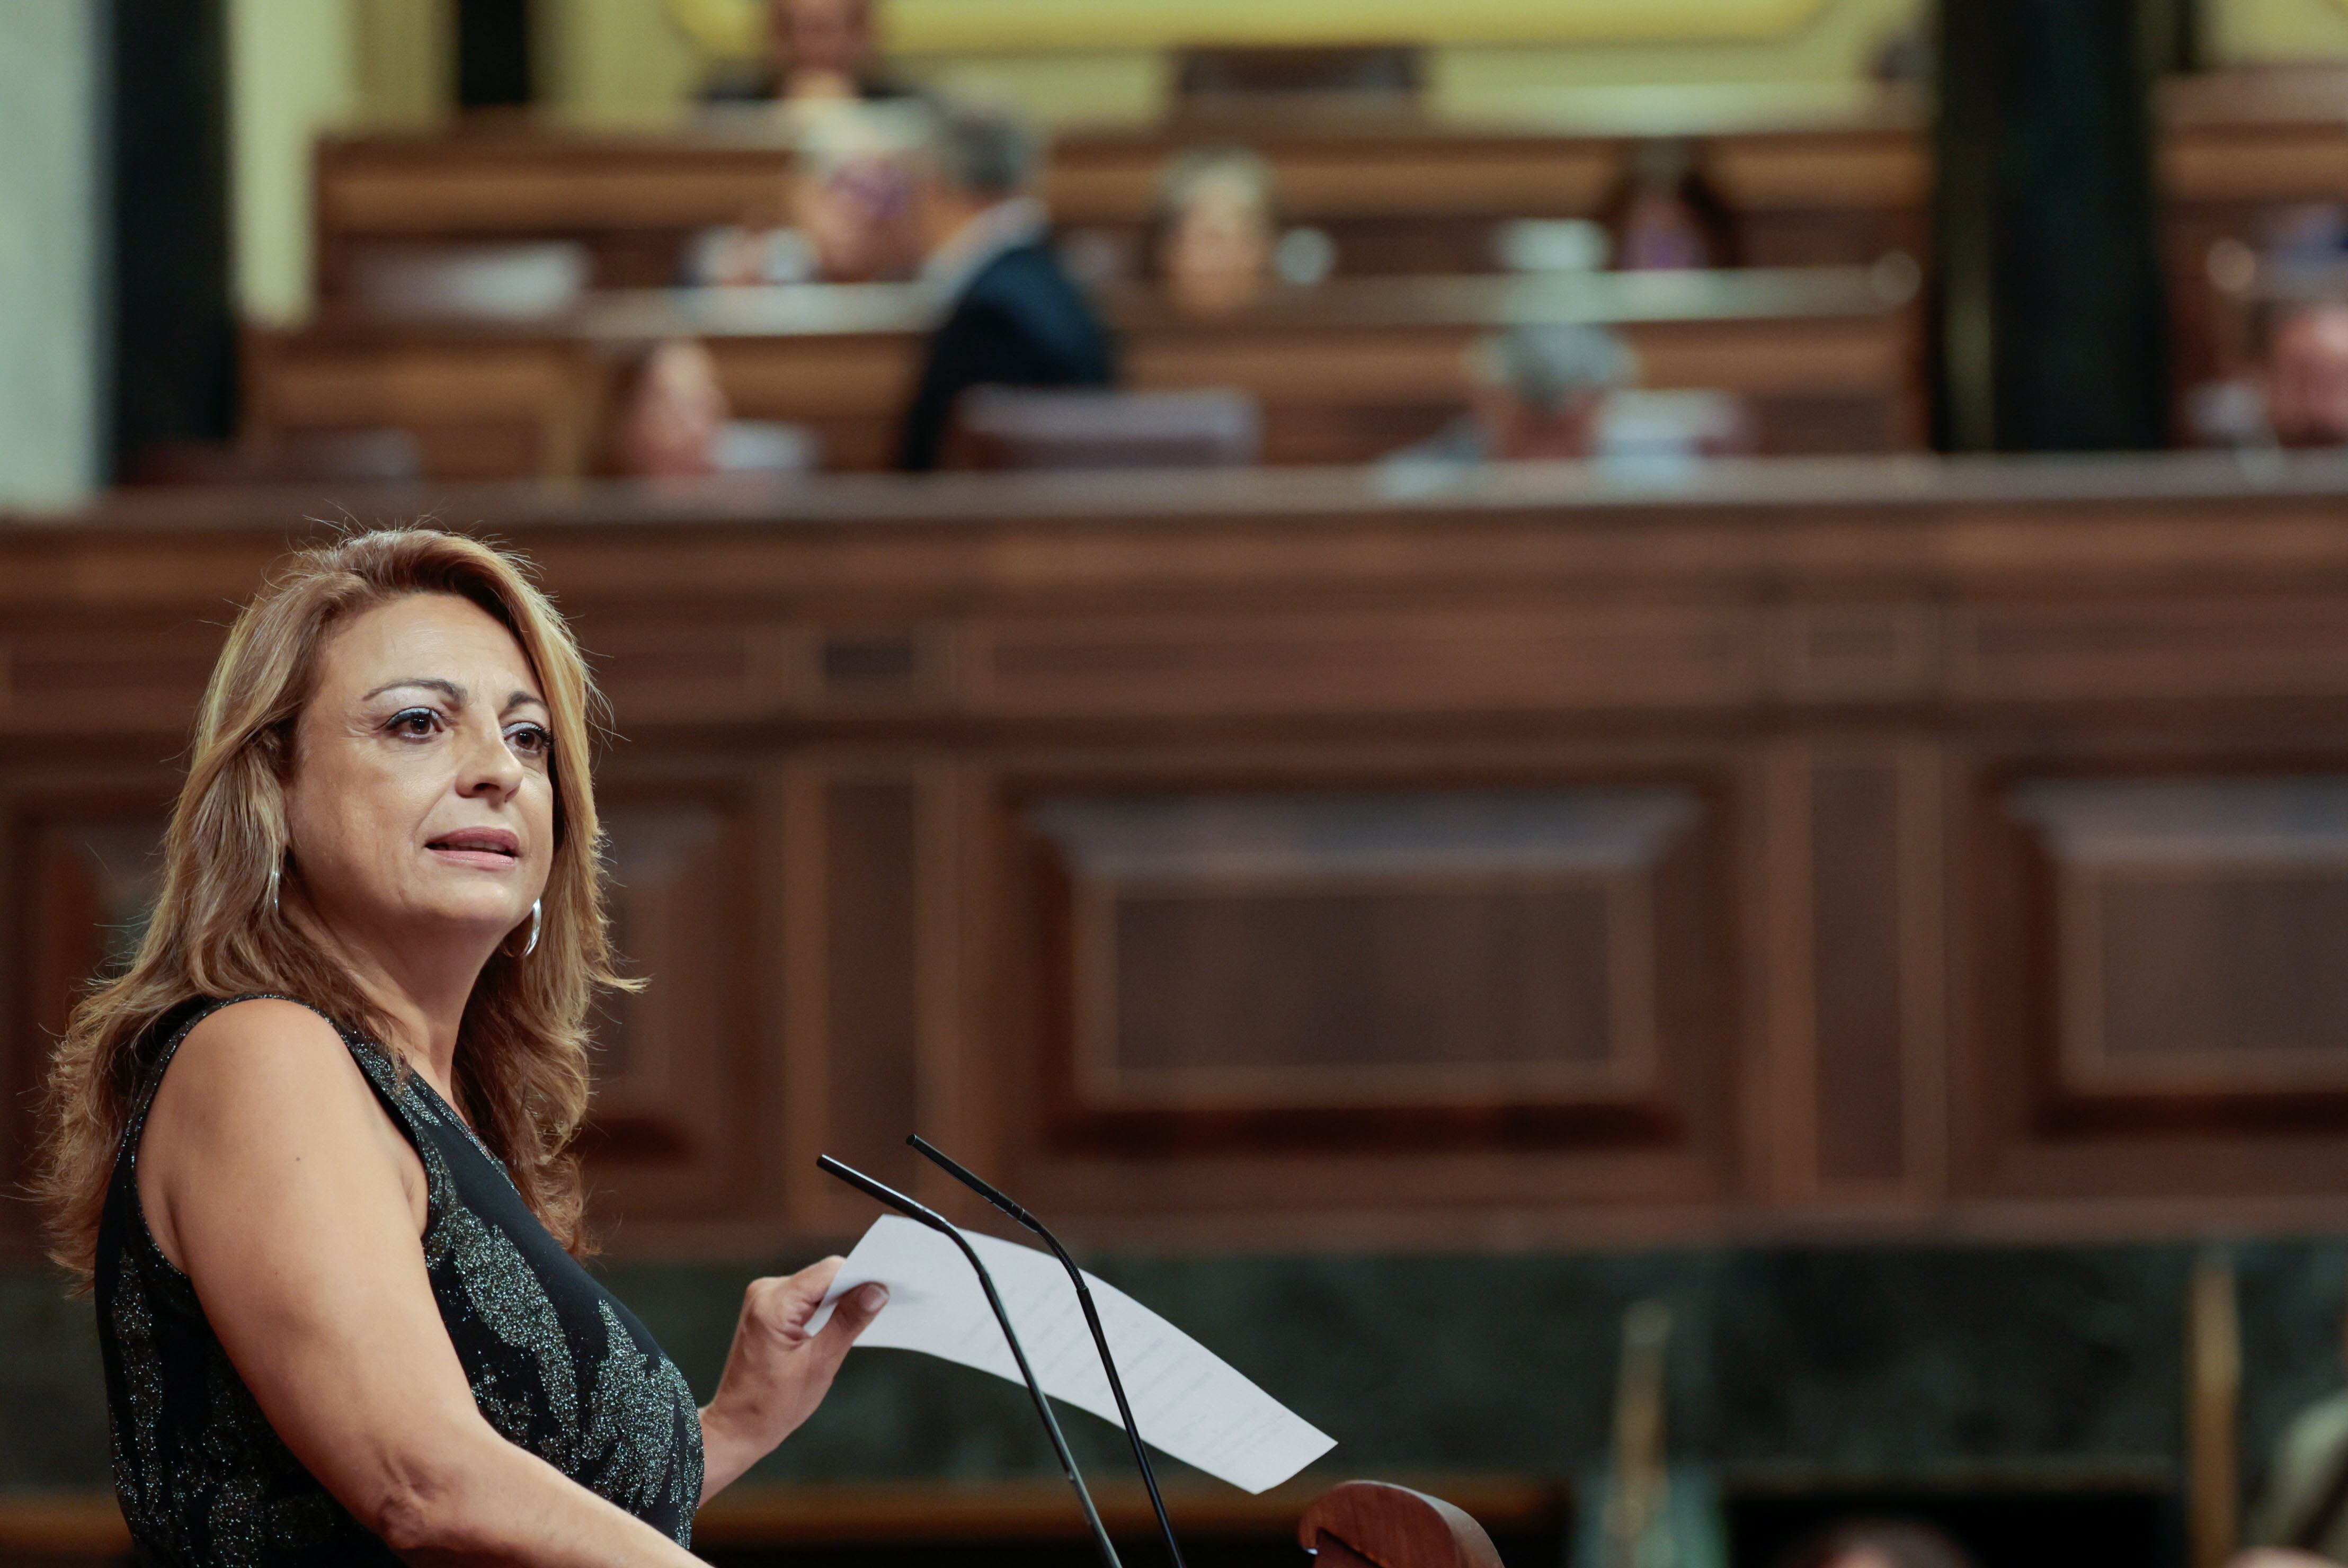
141, 998, 701, 1566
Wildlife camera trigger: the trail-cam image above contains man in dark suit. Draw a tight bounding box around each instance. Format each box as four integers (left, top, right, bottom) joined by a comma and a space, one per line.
897, 102, 1116, 471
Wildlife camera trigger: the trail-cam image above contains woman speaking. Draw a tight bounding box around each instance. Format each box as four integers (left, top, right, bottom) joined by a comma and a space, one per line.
36, 528, 885, 1564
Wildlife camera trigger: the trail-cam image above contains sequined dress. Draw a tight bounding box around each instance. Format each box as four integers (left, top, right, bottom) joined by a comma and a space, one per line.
95, 994, 704, 1565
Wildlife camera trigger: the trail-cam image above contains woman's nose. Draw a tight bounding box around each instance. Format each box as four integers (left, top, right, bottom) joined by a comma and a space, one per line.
457, 723, 526, 797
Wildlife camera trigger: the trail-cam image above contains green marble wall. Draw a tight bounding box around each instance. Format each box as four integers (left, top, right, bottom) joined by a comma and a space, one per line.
7, 1239, 2346, 1505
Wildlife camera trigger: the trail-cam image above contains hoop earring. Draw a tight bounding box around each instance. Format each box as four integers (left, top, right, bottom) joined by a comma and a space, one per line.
265, 861, 281, 918
521, 898, 541, 958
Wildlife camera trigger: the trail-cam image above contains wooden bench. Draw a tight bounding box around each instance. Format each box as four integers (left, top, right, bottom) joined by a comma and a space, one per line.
312, 97, 1928, 297
244, 264, 1925, 478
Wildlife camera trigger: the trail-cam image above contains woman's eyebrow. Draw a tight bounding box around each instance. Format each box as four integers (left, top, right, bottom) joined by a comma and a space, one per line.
363, 677, 466, 704
502, 690, 549, 715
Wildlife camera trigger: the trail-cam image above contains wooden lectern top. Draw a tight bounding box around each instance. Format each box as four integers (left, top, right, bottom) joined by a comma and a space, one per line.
1300, 1481, 1507, 1568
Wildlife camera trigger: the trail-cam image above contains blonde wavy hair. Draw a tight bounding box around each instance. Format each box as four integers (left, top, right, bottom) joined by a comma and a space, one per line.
37, 528, 627, 1284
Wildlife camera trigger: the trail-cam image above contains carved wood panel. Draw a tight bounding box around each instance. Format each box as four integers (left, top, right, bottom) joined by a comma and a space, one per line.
2012, 777, 2348, 1105
1003, 779, 1738, 1218
1959, 765, 2348, 1211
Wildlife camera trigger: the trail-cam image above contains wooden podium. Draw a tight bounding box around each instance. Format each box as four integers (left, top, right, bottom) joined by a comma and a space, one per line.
1301, 1482, 1505, 1568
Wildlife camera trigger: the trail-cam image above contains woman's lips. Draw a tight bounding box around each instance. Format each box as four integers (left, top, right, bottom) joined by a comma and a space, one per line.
428, 847, 519, 871
426, 827, 521, 870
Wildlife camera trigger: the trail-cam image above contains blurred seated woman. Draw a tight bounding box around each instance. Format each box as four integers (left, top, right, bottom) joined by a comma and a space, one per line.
1154, 147, 1282, 318
1603, 139, 1738, 272
37, 529, 884, 1563
618, 339, 819, 477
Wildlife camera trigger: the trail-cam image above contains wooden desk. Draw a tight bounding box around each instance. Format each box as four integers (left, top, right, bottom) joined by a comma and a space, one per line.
312, 100, 1928, 297
243, 265, 1926, 478
0, 1475, 1560, 1562
16, 455, 2348, 1258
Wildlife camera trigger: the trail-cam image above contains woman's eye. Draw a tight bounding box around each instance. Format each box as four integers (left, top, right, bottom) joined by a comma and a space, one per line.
506, 722, 551, 756
388, 708, 442, 738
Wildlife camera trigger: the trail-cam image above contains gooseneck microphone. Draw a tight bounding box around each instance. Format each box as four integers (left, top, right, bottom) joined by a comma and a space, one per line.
907, 1134, 1188, 1568
815, 1154, 1123, 1568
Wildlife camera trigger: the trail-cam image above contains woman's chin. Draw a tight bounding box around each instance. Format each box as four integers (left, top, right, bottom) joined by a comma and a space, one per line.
399, 901, 535, 946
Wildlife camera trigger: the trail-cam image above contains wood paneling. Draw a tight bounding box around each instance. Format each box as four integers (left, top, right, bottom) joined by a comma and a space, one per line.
3, 802, 168, 1255
821, 779, 922, 1193
584, 791, 757, 1223
27, 461, 2348, 1249
1024, 788, 1714, 1151
781, 762, 945, 1234
1961, 761, 2348, 1216
1809, 762, 1906, 1186
971, 604, 1772, 719
987, 754, 1743, 1231
2013, 777, 2348, 1102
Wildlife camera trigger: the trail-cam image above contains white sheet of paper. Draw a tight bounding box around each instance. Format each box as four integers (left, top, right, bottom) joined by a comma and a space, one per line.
809, 1215, 1335, 1493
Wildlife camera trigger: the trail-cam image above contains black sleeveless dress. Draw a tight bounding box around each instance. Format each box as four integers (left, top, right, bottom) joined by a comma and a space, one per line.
95, 994, 704, 1565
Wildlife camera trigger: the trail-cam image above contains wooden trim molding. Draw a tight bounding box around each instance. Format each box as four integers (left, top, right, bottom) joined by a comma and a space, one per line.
0, 1476, 1564, 1558
897, 0, 1837, 52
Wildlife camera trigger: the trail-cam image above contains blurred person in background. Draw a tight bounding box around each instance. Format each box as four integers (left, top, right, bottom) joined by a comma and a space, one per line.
2265, 300, 2348, 448
1382, 324, 1753, 479
1384, 323, 1638, 468
898, 102, 1116, 471
1772, 1518, 1977, 1568
1603, 140, 1738, 271
1153, 147, 1281, 318
699, 0, 908, 104
616, 340, 817, 478
791, 101, 928, 281
688, 102, 927, 286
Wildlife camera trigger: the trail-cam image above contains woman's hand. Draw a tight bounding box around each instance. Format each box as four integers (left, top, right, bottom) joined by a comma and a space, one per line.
698, 1258, 888, 1501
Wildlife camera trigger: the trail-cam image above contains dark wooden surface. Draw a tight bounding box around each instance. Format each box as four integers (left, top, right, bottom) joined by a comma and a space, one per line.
17, 455, 2348, 1259
244, 265, 1926, 477
0, 1474, 1559, 1562
1300, 1481, 1507, 1568
310, 97, 1927, 296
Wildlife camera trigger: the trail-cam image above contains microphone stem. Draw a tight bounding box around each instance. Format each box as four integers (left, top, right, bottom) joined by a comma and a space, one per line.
816, 1155, 1123, 1568
1046, 1243, 1187, 1568
945, 1226, 1124, 1568
905, 1135, 1186, 1568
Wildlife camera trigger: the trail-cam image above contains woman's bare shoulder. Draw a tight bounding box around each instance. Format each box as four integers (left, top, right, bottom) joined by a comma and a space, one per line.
176, 996, 359, 1079
155, 997, 393, 1151
144, 999, 423, 1269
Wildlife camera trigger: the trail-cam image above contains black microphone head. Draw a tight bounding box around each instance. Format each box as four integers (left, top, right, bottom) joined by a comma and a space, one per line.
907, 1134, 1037, 1226
816, 1153, 955, 1233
